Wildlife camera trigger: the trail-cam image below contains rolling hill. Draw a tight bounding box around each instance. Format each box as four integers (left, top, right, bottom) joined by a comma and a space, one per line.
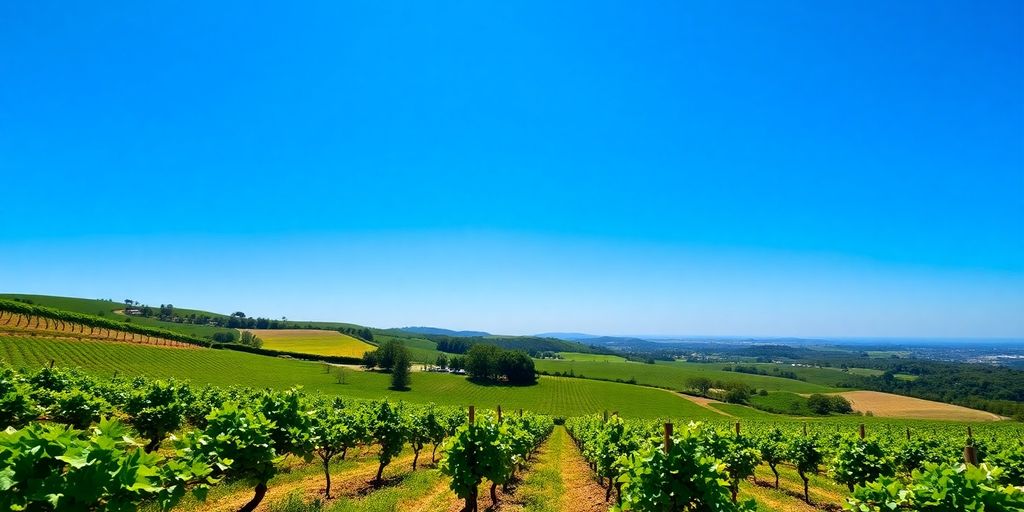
399, 326, 491, 337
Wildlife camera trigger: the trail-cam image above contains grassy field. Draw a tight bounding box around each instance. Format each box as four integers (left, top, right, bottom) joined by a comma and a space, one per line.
373, 333, 444, 363
846, 367, 885, 377
250, 329, 376, 358
748, 391, 816, 416
0, 336, 719, 419
707, 402, 793, 420
534, 358, 844, 393
555, 351, 628, 362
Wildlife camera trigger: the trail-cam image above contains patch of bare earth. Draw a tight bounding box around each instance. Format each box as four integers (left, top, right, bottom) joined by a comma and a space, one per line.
401, 479, 454, 512
838, 391, 1004, 421
678, 393, 736, 418
556, 429, 614, 512
207, 451, 417, 512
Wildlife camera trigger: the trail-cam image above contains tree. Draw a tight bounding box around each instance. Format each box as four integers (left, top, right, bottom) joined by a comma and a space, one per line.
362, 350, 379, 369
807, 394, 852, 415
211, 332, 237, 343
363, 339, 405, 371
239, 331, 263, 348
687, 377, 713, 395
436, 353, 449, 368
497, 350, 536, 385
725, 387, 750, 404
449, 356, 465, 371
377, 340, 398, 370
828, 395, 853, 414
391, 348, 411, 390
807, 394, 833, 414
466, 344, 500, 381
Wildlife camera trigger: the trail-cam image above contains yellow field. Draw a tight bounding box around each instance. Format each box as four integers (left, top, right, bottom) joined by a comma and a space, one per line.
248, 329, 375, 358
838, 390, 1005, 421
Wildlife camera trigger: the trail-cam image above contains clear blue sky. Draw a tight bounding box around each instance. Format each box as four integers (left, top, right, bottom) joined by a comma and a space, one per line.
1, 1, 1021, 337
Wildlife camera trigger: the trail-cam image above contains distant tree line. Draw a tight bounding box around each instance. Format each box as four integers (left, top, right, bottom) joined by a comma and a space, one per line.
118, 300, 374, 342
806, 394, 853, 414
463, 344, 536, 385
435, 338, 471, 354
684, 377, 759, 404
418, 333, 605, 357
434, 353, 466, 371
724, 365, 805, 381
828, 359, 1024, 421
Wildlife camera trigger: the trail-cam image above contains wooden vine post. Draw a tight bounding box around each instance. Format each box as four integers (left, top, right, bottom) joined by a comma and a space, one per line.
497, 405, 502, 422
663, 423, 673, 453
964, 426, 978, 465
859, 424, 865, 440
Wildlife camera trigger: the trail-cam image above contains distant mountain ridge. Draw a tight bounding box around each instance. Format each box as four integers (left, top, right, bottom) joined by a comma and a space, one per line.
533, 332, 600, 340
399, 326, 491, 337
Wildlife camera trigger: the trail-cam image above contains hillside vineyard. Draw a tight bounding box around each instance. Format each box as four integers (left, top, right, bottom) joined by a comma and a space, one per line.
2, 362, 1023, 511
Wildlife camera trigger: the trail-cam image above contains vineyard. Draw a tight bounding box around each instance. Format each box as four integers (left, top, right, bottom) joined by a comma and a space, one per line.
0, 336, 714, 418
2, 358, 1023, 512
0, 299, 211, 348
565, 415, 1024, 511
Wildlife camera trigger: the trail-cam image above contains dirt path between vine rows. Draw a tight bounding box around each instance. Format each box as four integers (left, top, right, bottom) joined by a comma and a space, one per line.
549, 426, 612, 512
206, 451, 418, 512
410, 426, 609, 512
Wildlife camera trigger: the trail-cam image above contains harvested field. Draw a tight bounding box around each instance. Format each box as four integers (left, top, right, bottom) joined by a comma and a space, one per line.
837, 390, 1004, 421
249, 328, 375, 358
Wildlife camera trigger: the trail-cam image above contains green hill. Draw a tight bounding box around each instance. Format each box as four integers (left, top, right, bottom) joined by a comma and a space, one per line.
0, 294, 600, 361
534, 358, 844, 393
0, 294, 234, 339
0, 335, 721, 419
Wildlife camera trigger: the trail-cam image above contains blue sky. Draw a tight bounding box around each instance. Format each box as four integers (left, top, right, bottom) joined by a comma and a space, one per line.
1, 1, 1021, 337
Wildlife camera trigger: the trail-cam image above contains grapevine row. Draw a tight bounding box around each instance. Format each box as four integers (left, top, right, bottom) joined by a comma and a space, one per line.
0, 361, 552, 512
565, 414, 1024, 511
0, 299, 212, 347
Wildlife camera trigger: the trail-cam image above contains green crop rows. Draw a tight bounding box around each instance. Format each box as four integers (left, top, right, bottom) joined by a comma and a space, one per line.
0, 336, 716, 419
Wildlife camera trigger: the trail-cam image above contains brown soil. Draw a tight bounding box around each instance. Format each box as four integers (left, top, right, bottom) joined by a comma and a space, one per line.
556, 429, 614, 512
678, 393, 737, 417
401, 479, 455, 512
206, 451, 417, 512
838, 391, 1004, 421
